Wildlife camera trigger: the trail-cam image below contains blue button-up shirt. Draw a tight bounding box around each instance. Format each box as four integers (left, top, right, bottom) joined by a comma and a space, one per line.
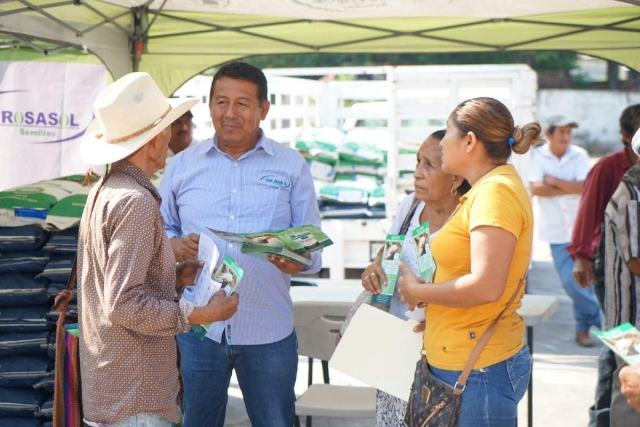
159, 131, 321, 345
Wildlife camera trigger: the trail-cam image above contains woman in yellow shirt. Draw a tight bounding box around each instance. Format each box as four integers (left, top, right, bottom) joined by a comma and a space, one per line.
397, 97, 542, 426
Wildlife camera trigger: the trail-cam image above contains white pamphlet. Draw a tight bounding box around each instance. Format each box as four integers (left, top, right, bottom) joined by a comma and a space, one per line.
191, 232, 221, 307
330, 304, 423, 402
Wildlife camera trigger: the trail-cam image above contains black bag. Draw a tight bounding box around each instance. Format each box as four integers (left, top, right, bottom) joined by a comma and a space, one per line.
593, 221, 606, 286
404, 278, 525, 427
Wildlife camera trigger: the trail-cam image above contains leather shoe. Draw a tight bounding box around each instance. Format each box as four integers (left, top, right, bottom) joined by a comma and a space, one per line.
576, 330, 594, 347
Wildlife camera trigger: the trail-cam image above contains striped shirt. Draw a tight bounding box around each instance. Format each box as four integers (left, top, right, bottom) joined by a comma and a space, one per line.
604, 164, 640, 330
159, 131, 321, 345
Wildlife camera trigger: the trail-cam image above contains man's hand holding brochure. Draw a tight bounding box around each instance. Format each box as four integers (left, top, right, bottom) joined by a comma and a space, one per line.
207, 224, 333, 267
183, 232, 243, 340
182, 225, 332, 339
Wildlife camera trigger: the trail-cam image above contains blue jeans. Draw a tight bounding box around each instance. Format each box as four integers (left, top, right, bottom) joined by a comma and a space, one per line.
430, 345, 531, 427
550, 243, 601, 331
106, 413, 172, 427
177, 330, 298, 427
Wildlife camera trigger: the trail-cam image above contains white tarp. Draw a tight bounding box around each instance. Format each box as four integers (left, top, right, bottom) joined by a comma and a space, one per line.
0, 61, 107, 190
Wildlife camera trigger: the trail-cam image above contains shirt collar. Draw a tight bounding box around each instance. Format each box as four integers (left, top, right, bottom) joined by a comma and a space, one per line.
460, 164, 518, 202
616, 147, 634, 169
111, 161, 162, 203
206, 128, 274, 157
538, 143, 579, 160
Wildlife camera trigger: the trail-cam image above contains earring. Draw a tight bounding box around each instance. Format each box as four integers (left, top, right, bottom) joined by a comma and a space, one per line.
450, 187, 457, 197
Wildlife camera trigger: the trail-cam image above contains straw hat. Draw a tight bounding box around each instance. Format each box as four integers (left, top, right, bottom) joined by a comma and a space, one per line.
80, 72, 198, 165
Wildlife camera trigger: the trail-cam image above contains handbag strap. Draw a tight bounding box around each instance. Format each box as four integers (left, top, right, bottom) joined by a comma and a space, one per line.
399, 194, 421, 236
452, 277, 526, 395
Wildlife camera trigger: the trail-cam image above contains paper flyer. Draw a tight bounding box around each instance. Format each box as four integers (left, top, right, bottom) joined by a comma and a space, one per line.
213, 256, 244, 297
372, 234, 405, 305
187, 232, 221, 340
330, 304, 422, 402
412, 222, 435, 282
593, 323, 640, 365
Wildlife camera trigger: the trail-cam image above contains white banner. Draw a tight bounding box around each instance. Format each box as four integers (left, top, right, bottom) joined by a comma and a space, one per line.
0, 61, 107, 190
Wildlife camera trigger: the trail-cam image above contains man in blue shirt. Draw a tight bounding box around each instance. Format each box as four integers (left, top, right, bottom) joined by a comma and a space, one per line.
159, 62, 321, 427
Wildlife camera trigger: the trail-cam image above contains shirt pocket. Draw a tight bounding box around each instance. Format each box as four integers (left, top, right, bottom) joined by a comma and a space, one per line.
250, 185, 291, 229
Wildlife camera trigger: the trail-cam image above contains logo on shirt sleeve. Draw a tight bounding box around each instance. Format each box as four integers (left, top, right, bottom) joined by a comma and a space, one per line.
260, 175, 290, 189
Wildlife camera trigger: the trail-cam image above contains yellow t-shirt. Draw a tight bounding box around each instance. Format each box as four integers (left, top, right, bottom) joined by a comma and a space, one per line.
425, 164, 533, 370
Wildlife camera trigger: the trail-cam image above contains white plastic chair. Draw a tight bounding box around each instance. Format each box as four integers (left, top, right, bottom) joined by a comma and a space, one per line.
293, 300, 376, 427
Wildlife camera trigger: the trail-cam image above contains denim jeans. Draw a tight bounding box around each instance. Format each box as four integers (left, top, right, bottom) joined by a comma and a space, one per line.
429, 345, 531, 427
550, 243, 601, 331
177, 330, 298, 427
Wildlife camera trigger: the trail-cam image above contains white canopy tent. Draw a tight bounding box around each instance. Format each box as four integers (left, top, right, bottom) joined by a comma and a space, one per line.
1, 0, 639, 94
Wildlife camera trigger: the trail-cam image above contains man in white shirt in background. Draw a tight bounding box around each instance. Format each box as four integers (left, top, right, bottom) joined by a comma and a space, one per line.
529, 115, 601, 347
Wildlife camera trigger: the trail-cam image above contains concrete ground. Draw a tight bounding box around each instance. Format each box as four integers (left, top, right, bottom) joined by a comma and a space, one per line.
221, 234, 602, 426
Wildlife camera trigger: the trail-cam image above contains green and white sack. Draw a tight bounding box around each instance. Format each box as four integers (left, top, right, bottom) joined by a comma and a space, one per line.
0, 176, 89, 227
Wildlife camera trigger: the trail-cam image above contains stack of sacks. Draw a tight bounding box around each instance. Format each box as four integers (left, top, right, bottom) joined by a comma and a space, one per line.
0, 176, 94, 230
295, 127, 343, 182
0, 225, 54, 425
296, 127, 422, 219
40, 228, 79, 308
315, 128, 388, 219
0, 174, 92, 426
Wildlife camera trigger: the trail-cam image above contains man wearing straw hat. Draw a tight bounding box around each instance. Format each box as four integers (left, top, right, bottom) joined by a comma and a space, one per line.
77, 72, 239, 427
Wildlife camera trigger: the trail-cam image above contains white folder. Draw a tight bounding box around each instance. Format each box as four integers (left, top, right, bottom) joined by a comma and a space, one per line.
329, 304, 423, 402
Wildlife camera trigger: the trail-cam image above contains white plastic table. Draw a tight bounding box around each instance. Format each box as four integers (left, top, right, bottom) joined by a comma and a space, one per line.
290, 282, 558, 427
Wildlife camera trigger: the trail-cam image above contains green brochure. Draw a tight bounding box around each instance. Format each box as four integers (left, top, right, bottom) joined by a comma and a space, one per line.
213, 256, 244, 296
412, 222, 435, 282
372, 234, 405, 305
593, 323, 640, 365
191, 254, 244, 340
207, 225, 333, 266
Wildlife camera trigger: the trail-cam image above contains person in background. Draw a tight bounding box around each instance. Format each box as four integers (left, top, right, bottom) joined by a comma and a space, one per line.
529, 115, 601, 347
397, 97, 540, 425
569, 104, 640, 427
360, 129, 470, 426
76, 72, 239, 427
168, 110, 199, 158
604, 128, 640, 427
159, 62, 321, 427
150, 110, 200, 189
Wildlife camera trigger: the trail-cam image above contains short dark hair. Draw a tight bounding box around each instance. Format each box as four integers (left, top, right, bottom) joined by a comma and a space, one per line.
620, 104, 640, 141
429, 129, 446, 141
209, 62, 268, 106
